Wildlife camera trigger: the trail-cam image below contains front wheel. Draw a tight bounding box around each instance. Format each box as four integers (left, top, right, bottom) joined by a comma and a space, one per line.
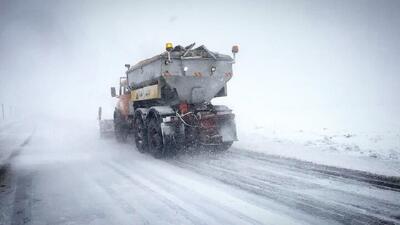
115, 123, 127, 142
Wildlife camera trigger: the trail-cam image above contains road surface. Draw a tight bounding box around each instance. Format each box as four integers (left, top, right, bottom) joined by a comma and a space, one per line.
1, 118, 399, 225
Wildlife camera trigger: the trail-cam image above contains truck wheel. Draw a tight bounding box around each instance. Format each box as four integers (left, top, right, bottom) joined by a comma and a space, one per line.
115, 123, 127, 142
147, 117, 166, 158
133, 116, 147, 153
121, 130, 128, 142
216, 141, 233, 151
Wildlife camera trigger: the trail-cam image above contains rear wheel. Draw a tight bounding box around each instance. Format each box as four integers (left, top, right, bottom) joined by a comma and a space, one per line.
147, 117, 166, 158
133, 116, 147, 153
204, 141, 233, 152
216, 141, 233, 151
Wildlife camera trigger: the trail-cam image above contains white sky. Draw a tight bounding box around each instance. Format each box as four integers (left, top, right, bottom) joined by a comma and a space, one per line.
0, 0, 399, 132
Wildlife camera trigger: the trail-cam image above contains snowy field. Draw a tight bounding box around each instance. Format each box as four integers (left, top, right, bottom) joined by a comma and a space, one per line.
236, 122, 400, 177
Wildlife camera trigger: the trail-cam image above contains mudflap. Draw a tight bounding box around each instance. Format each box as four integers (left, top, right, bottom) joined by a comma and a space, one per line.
160, 122, 181, 151
218, 118, 238, 142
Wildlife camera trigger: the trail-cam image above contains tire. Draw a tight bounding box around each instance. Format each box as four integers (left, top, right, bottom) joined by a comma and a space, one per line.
216, 141, 233, 151
205, 141, 233, 152
133, 115, 147, 153
114, 111, 127, 143
147, 116, 166, 158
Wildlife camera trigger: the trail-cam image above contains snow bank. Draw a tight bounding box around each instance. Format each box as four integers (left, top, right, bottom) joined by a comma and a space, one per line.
235, 123, 400, 177
0, 120, 35, 165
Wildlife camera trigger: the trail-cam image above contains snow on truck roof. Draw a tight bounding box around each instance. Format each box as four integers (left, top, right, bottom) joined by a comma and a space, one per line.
127, 44, 232, 72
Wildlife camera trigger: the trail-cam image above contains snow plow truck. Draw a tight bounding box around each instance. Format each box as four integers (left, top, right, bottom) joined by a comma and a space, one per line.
107, 43, 238, 157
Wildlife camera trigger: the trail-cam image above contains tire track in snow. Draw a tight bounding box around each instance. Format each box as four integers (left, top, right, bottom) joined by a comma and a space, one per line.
93, 178, 151, 225
170, 151, 399, 225
10, 170, 35, 225
231, 149, 400, 191
208, 150, 400, 215
104, 161, 211, 225
107, 160, 272, 225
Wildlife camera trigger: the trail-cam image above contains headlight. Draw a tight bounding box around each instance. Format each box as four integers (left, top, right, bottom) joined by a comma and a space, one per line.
211, 66, 216, 73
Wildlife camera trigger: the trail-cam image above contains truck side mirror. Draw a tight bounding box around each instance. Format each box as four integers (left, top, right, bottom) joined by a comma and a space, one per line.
111, 87, 116, 97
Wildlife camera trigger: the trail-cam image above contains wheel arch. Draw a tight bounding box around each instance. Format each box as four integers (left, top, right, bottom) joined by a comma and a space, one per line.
134, 108, 149, 122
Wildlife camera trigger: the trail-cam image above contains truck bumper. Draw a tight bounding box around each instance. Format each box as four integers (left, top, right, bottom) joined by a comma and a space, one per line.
160, 112, 237, 146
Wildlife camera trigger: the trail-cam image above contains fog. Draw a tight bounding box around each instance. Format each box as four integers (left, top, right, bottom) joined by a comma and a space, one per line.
1, 0, 400, 132
1, 2, 400, 223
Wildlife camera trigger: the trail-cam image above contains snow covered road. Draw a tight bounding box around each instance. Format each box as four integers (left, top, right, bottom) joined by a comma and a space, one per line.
1, 118, 399, 225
